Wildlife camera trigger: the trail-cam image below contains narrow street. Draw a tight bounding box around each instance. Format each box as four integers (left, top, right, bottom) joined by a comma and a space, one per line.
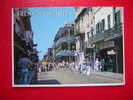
32, 69, 123, 85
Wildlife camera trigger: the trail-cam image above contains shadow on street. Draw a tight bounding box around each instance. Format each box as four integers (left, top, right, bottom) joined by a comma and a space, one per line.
31, 79, 61, 84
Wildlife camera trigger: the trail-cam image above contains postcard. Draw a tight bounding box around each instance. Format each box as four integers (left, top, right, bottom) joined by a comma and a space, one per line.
12, 7, 125, 87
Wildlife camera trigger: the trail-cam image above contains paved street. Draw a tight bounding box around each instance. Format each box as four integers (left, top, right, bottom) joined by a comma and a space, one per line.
32, 69, 123, 85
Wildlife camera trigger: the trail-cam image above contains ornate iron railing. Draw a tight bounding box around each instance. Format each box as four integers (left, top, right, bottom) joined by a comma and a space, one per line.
88, 23, 122, 44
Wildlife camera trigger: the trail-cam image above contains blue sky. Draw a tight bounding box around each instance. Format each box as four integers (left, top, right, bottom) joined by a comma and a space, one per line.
30, 7, 76, 60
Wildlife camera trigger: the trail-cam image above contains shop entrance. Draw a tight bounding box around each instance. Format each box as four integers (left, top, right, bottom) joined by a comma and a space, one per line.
98, 48, 117, 72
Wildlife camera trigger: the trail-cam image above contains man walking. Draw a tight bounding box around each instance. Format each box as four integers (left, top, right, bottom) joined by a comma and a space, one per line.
18, 56, 32, 84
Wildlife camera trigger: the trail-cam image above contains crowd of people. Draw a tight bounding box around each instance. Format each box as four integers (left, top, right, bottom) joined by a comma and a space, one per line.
16, 56, 114, 84
37, 58, 107, 76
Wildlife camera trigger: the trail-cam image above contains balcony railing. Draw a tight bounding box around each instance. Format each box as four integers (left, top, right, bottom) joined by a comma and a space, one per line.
56, 50, 76, 57
55, 36, 76, 47
74, 29, 85, 36
88, 23, 122, 44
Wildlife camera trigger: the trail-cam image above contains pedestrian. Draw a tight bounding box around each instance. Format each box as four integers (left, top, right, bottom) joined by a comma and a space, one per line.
86, 64, 91, 76
49, 63, 53, 71
100, 58, 105, 72
18, 55, 32, 84
69, 62, 73, 71
66, 62, 69, 70
38, 64, 42, 73
62, 61, 65, 71
109, 58, 114, 72
71, 62, 75, 72
94, 58, 100, 72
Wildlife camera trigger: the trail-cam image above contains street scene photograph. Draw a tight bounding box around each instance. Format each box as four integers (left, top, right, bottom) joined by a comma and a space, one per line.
13, 7, 124, 87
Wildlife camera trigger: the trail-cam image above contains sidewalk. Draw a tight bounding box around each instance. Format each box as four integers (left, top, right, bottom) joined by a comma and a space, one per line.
91, 71, 124, 81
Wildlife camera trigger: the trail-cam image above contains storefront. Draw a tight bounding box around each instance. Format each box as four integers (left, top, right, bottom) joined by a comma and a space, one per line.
95, 37, 123, 73
95, 40, 116, 72
98, 48, 116, 72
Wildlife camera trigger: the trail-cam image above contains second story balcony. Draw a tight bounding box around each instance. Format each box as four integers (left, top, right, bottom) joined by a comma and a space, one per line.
88, 23, 123, 44
74, 28, 85, 36
56, 50, 76, 57
55, 36, 76, 47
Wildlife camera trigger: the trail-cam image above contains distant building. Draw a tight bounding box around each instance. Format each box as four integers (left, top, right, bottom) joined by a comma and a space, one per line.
47, 48, 54, 62
54, 22, 76, 62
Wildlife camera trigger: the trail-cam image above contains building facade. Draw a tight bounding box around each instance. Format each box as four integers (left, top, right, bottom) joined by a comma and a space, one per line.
88, 7, 124, 73
74, 7, 124, 73
14, 8, 39, 83
54, 22, 76, 62
74, 7, 94, 65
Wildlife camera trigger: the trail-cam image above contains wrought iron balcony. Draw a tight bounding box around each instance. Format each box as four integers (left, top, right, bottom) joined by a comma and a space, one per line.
55, 36, 76, 47
88, 23, 122, 44
74, 29, 85, 36
56, 50, 76, 57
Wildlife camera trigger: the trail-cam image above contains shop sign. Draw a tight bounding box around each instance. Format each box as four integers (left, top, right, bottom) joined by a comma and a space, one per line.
104, 41, 114, 48
96, 41, 114, 50
107, 49, 116, 55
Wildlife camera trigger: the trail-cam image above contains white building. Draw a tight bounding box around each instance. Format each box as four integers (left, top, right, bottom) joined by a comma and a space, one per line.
74, 7, 124, 73
91, 7, 124, 73
74, 7, 94, 65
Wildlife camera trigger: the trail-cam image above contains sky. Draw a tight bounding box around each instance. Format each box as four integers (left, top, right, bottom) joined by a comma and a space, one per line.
29, 7, 76, 60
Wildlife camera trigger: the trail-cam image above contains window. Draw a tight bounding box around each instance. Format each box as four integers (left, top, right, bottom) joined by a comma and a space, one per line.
101, 19, 105, 32
81, 16, 83, 22
70, 29, 74, 36
115, 11, 121, 25
91, 20, 93, 25
96, 23, 100, 33
91, 27, 93, 37
87, 32, 90, 38
96, 24, 98, 33
108, 15, 111, 29
96, 19, 105, 33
